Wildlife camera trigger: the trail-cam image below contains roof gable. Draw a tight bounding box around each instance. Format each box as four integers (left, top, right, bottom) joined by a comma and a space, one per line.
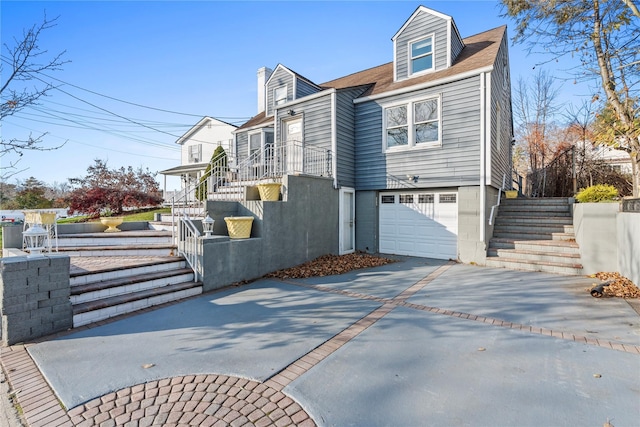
177, 116, 237, 145
391, 5, 452, 41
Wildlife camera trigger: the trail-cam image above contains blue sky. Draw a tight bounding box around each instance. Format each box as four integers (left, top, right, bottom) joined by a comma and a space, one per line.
1, 0, 593, 190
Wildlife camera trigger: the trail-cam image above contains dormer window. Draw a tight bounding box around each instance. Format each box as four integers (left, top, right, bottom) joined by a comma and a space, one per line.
274, 86, 287, 106
410, 35, 434, 75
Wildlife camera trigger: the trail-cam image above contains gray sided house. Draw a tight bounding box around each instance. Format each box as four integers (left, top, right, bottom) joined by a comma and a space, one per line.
234, 5, 513, 264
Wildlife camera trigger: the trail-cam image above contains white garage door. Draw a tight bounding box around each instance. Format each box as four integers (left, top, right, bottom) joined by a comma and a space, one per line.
379, 191, 458, 260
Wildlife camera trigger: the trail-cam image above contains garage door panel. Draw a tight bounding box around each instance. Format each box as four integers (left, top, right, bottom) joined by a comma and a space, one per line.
379, 191, 458, 260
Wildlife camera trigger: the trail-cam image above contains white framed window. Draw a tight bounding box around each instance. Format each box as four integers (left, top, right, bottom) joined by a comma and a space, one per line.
409, 35, 434, 75
188, 144, 202, 163
383, 95, 441, 151
249, 132, 261, 156
274, 86, 287, 106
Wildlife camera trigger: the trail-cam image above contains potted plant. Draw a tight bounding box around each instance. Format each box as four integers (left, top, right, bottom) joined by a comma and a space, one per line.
100, 208, 124, 232
224, 216, 254, 239
257, 179, 282, 201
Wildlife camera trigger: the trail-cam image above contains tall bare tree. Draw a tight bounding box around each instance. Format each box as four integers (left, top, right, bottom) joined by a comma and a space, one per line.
513, 70, 560, 176
1, 13, 69, 178
501, 0, 640, 197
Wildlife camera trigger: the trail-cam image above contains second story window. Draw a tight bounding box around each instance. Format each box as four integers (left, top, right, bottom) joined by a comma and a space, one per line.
274, 86, 287, 106
410, 36, 434, 75
383, 95, 441, 151
188, 144, 202, 163
249, 133, 261, 156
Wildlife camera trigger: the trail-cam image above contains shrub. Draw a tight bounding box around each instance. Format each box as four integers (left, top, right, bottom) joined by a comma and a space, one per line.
575, 184, 618, 203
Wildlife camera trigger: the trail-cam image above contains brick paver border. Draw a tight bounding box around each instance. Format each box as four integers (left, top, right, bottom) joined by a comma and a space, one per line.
2, 261, 638, 427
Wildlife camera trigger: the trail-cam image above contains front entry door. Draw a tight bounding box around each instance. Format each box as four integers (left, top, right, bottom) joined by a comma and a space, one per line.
340, 188, 355, 254
283, 118, 303, 174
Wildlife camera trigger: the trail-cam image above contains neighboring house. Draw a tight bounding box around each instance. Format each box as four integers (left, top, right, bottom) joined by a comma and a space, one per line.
232, 5, 513, 264
160, 116, 237, 196
592, 144, 633, 175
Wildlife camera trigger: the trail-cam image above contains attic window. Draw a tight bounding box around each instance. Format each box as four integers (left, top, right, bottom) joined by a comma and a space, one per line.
188, 144, 202, 163
274, 86, 287, 106
410, 36, 433, 75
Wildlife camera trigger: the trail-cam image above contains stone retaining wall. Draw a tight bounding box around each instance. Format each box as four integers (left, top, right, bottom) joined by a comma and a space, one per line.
0, 255, 72, 346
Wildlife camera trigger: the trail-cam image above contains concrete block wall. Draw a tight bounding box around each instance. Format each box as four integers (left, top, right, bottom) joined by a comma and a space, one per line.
1, 255, 72, 346
458, 186, 494, 265
201, 175, 338, 292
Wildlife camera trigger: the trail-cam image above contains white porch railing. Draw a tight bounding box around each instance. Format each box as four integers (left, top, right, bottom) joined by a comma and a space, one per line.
177, 215, 201, 282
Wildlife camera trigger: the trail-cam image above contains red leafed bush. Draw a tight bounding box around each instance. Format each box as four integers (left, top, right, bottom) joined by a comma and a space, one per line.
66, 159, 163, 217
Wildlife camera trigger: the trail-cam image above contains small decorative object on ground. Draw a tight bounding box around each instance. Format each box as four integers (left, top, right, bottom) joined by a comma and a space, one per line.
265, 252, 395, 279
589, 272, 640, 298
100, 216, 124, 232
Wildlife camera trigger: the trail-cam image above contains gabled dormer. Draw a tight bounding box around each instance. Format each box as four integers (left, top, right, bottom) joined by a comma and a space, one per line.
392, 6, 464, 82
265, 64, 322, 116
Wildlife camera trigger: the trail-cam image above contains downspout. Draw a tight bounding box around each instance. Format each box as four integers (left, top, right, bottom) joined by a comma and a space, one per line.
331, 91, 338, 189
479, 72, 486, 243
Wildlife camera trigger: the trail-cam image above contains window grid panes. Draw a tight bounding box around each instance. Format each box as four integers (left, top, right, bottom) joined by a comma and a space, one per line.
411, 37, 433, 74
249, 133, 261, 156
385, 105, 408, 147
274, 86, 287, 106
399, 194, 414, 204
414, 100, 439, 144
381, 195, 395, 204
384, 97, 440, 150
440, 194, 457, 203
188, 144, 202, 163
418, 194, 434, 203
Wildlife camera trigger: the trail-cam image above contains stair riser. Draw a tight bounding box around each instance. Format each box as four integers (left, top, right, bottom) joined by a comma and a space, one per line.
70, 260, 186, 286
71, 272, 194, 304
58, 236, 173, 247
494, 217, 573, 225
489, 241, 580, 254
493, 232, 575, 241
494, 225, 573, 234
500, 198, 570, 206
60, 248, 176, 257
73, 287, 203, 327
487, 250, 579, 264
485, 259, 582, 275
498, 207, 571, 215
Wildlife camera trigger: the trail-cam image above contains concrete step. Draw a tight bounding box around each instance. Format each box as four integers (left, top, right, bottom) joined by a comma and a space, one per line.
493, 224, 574, 234
58, 244, 177, 257
494, 216, 574, 225
492, 230, 576, 241
487, 248, 581, 264
72, 281, 203, 327
57, 230, 173, 247
500, 197, 570, 206
497, 205, 571, 215
485, 257, 583, 276
489, 238, 581, 254
70, 257, 186, 286
70, 268, 195, 304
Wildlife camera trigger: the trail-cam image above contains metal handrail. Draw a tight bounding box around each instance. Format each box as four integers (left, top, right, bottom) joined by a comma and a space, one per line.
489, 173, 507, 226
177, 215, 201, 282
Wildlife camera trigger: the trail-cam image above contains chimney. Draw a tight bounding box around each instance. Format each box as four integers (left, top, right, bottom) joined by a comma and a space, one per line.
257, 66, 273, 114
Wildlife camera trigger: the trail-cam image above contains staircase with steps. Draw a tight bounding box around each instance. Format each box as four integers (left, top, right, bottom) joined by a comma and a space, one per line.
60, 228, 202, 327
486, 197, 584, 275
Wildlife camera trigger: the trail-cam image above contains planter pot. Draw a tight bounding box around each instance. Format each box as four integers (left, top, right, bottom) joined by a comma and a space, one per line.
224, 216, 254, 239
100, 217, 124, 232
257, 183, 282, 201
505, 190, 518, 199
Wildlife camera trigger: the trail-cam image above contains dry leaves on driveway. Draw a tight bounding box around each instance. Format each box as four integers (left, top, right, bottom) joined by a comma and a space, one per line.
590, 272, 640, 298
265, 252, 396, 279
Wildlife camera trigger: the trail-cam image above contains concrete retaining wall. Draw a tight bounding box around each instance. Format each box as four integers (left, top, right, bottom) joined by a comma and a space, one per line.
617, 212, 640, 287
0, 255, 72, 346
201, 175, 338, 292
573, 203, 620, 275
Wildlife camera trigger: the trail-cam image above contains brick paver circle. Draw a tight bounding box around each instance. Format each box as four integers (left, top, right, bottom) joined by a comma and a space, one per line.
68, 374, 315, 426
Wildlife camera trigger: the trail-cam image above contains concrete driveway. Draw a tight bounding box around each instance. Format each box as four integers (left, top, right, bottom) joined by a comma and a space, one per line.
4, 257, 640, 426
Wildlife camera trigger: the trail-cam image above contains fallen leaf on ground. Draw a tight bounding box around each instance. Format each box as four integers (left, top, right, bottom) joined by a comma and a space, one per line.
265, 253, 395, 279
590, 272, 640, 298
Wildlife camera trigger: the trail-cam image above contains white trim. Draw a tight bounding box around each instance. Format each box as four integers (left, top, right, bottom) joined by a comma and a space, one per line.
381, 95, 442, 152
393, 38, 398, 82
354, 65, 494, 104
331, 91, 338, 189
485, 72, 492, 186
446, 21, 451, 68
479, 72, 486, 243
391, 6, 452, 41
408, 33, 436, 77
276, 88, 335, 110
247, 130, 262, 156
339, 187, 355, 255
